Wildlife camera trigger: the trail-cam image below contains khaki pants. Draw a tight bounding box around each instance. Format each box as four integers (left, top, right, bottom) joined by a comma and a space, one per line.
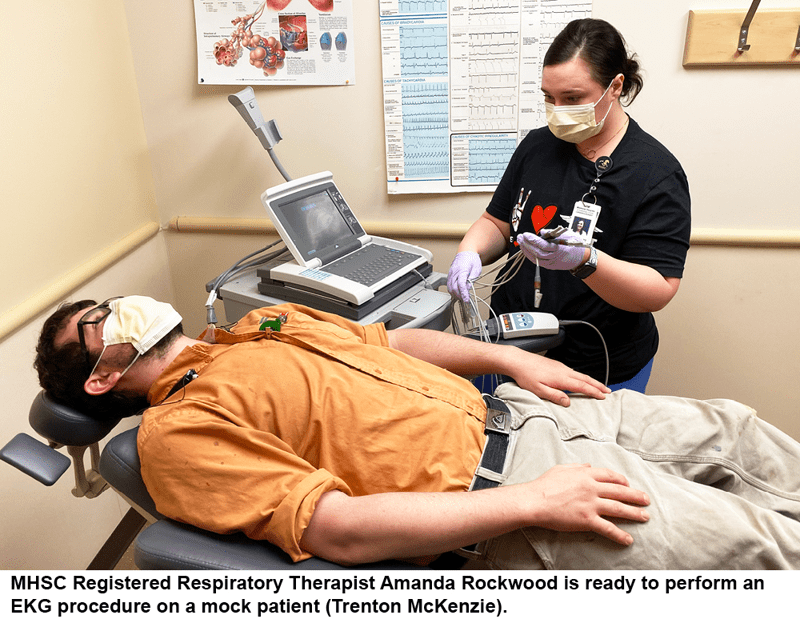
481, 384, 800, 569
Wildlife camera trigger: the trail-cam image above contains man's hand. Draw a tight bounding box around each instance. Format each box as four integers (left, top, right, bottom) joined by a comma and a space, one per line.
507, 350, 609, 407
300, 463, 650, 565
518, 463, 650, 546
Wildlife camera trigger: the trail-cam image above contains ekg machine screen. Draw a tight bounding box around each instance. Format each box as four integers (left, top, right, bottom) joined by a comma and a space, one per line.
278, 189, 354, 258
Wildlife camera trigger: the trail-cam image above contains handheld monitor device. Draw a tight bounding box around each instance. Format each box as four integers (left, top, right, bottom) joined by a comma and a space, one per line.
499, 312, 560, 339
261, 171, 431, 305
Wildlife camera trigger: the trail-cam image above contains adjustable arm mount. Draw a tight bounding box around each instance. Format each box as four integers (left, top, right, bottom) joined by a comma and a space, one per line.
228, 86, 292, 182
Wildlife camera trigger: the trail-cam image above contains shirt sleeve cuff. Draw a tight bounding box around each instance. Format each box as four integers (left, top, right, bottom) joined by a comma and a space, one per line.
266, 469, 352, 562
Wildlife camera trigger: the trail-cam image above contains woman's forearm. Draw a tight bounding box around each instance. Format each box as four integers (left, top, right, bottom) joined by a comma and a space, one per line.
459, 213, 510, 264
584, 251, 681, 312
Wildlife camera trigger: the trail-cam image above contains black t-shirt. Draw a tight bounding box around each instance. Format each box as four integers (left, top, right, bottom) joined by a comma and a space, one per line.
487, 118, 691, 383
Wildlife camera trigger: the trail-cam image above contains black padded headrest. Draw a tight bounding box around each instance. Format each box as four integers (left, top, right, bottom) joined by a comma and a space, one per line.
29, 391, 119, 447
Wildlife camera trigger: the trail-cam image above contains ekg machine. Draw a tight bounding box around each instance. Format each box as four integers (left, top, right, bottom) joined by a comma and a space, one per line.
212, 88, 451, 330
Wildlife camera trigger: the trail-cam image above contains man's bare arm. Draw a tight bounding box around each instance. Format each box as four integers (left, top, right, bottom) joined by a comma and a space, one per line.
300, 464, 650, 565
387, 328, 608, 406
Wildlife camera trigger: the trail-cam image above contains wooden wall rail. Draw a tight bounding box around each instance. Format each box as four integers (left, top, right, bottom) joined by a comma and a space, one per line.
168, 216, 800, 248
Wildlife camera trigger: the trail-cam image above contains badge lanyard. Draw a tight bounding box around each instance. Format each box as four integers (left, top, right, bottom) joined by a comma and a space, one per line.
565, 156, 613, 240
532, 156, 614, 309
583, 156, 613, 206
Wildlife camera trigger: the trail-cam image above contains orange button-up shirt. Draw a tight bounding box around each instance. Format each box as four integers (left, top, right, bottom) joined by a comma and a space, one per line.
138, 304, 487, 561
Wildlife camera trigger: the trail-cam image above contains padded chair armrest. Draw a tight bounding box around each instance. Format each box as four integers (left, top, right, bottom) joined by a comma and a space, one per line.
0, 433, 71, 486
135, 521, 338, 570
135, 520, 429, 570
465, 327, 565, 354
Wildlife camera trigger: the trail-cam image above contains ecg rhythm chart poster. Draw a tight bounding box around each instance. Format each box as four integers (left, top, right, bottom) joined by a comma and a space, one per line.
379, 0, 592, 194
194, 0, 355, 86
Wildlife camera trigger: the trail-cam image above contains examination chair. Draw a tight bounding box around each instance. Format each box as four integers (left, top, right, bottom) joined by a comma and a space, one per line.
1, 391, 431, 570
1, 319, 563, 569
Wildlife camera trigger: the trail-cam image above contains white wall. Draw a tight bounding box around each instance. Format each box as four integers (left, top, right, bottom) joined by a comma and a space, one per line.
0, 0, 159, 317
598, 0, 799, 231
649, 246, 800, 440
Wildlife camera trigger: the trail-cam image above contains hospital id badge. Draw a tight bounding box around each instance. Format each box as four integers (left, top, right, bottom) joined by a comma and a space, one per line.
562, 200, 602, 241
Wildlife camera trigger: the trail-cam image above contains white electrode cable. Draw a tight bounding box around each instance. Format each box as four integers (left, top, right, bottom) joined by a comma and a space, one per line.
557, 319, 610, 387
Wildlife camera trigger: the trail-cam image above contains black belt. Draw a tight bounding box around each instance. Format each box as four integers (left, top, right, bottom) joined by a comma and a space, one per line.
378, 396, 513, 571
471, 394, 512, 491
451, 394, 513, 563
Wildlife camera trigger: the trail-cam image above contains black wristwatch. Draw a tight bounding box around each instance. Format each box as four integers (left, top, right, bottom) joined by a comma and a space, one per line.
571, 247, 598, 280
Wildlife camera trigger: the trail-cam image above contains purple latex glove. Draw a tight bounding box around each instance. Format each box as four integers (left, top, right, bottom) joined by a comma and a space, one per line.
447, 251, 482, 302
518, 230, 588, 270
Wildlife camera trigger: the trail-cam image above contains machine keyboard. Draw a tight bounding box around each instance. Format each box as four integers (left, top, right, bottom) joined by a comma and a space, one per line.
322, 244, 420, 287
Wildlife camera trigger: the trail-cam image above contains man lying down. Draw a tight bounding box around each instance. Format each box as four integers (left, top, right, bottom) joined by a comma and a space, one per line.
34, 296, 800, 569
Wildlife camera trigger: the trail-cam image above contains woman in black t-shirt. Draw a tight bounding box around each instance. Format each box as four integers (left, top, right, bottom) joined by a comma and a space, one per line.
447, 19, 691, 390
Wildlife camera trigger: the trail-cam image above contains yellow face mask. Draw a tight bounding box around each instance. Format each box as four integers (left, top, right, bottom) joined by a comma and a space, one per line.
90, 296, 182, 377
545, 79, 614, 144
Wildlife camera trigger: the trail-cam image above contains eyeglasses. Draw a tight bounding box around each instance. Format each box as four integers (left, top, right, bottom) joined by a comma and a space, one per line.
77, 297, 122, 372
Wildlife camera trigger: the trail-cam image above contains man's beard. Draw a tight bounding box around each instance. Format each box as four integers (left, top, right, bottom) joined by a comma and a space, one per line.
88, 325, 182, 419
92, 390, 150, 419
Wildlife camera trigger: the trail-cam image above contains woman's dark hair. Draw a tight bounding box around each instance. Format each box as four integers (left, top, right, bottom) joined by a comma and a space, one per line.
34, 299, 180, 420
543, 18, 643, 105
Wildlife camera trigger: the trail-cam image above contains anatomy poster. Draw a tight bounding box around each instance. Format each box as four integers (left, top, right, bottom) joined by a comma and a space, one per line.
379, 0, 592, 194
194, 0, 355, 85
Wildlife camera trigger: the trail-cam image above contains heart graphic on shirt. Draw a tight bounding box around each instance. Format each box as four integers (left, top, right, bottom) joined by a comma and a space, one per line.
531, 205, 557, 234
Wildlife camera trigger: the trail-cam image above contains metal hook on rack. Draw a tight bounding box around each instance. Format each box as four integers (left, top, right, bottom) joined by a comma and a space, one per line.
737, 0, 762, 53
